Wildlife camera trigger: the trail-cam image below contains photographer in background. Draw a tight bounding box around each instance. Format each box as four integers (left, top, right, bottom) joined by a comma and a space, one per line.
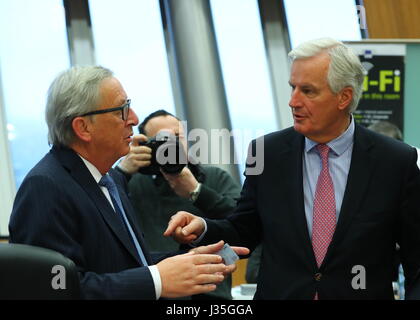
117, 110, 241, 300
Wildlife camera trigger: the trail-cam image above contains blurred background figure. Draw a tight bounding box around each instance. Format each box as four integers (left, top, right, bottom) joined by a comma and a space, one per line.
368, 120, 419, 169
368, 120, 403, 141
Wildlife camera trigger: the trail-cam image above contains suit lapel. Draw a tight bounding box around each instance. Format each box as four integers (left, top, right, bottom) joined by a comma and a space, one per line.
322, 124, 375, 266
282, 132, 317, 268
52, 146, 142, 265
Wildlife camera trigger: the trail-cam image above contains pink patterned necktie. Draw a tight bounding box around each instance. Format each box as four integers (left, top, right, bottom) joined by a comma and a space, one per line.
312, 144, 336, 268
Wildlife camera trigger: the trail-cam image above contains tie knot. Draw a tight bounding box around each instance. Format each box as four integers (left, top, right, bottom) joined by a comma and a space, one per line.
316, 144, 330, 160
99, 174, 115, 190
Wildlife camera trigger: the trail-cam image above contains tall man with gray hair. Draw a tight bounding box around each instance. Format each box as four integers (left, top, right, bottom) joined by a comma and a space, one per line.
164, 38, 420, 299
8, 66, 248, 299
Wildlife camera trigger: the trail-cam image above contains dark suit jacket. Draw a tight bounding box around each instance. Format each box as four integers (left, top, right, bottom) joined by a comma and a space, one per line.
9, 146, 168, 299
202, 124, 420, 300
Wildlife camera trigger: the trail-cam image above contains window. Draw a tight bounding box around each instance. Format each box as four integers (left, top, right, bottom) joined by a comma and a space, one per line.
210, 0, 278, 177
0, 0, 70, 187
0, 0, 69, 235
284, 0, 362, 48
89, 0, 175, 123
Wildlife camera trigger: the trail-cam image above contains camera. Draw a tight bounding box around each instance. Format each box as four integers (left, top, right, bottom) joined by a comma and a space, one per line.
138, 131, 187, 175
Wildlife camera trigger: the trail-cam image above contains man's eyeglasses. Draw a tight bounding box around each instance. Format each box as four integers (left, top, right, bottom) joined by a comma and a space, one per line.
79, 99, 131, 121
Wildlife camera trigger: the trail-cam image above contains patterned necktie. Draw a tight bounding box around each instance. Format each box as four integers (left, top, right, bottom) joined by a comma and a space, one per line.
312, 144, 336, 268
99, 174, 148, 266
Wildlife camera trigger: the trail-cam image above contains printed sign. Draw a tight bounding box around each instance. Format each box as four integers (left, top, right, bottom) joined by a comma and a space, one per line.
348, 43, 406, 134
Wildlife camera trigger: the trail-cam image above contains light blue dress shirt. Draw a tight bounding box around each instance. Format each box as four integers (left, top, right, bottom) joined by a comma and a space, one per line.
303, 117, 355, 237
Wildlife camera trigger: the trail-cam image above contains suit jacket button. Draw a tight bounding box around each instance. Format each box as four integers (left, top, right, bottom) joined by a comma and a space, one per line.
314, 273, 322, 281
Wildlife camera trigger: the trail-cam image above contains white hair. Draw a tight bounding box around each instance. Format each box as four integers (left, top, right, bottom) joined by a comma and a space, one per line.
45, 66, 113, 146
288, 38, 365, 113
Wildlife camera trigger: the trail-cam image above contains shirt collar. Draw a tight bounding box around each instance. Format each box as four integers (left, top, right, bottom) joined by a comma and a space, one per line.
305, 116, 355, 156
78, 155, 104, 183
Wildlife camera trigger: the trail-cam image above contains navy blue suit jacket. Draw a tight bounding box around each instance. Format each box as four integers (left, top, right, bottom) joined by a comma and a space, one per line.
9, 146, 166, 299
201, 124, 420, 299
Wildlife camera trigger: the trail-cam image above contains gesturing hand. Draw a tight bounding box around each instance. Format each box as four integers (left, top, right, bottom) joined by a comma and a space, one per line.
163, 211, 205, 244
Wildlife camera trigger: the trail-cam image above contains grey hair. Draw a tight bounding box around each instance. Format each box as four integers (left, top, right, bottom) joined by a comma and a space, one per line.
288, 38, 365, 113
46, 65, 113, 146
368, 121, 402, 141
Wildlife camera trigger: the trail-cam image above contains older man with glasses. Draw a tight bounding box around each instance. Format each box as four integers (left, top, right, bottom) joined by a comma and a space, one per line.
9, 65, 248, 300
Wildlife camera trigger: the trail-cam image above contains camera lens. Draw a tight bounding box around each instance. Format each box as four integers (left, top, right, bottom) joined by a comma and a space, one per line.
155, 136, 187, 174
139, 131, 187, 175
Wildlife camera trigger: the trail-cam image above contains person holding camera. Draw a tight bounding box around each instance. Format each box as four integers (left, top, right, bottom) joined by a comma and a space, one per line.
117, 110, 241, 300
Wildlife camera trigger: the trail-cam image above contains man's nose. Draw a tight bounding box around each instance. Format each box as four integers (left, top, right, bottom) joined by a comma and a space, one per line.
126, 108, 139, 126
289, 88, 302, 109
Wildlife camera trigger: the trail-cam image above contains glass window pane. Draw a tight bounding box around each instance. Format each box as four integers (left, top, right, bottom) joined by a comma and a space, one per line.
284, 0, 362, 48
210, 0, 278, 178
89, 0, 175, 123
0, 0, 70, 187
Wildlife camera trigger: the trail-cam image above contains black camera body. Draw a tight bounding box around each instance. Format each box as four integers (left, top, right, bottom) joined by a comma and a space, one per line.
138, 131, 187, 175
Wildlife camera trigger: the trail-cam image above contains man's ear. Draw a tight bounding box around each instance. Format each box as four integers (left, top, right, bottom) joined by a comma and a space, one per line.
338, 87, 354, 111
72, 117, 92, 142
